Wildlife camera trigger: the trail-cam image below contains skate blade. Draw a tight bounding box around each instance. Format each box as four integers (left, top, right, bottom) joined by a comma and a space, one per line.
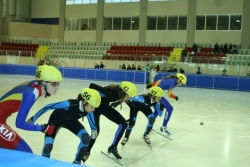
152, 129, 173, 141
142, 137, 152, 150
101, 150, 124, 166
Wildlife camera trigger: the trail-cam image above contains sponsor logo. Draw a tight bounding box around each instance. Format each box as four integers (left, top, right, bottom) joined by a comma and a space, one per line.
0, 124, 16, 141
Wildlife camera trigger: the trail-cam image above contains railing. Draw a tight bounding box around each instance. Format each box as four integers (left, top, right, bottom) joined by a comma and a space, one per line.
0, 50, 250, 77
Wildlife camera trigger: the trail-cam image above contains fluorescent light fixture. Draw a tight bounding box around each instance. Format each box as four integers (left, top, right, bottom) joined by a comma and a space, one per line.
236, 20, 240, 22
131, 20, 135, 23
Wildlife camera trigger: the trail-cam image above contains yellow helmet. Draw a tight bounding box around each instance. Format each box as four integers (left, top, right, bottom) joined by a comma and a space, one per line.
176, 73, 187, 84
36, 65, 62, 82
149, 87, 164, 97
81, 88, 101, 108
120, 81, 137, 97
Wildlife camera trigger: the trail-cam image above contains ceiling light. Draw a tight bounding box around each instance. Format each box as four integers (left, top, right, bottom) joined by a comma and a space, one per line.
236, 20, 240, 22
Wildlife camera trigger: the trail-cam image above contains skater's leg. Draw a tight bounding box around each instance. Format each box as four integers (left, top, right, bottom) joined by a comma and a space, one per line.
161, 97, 173, 127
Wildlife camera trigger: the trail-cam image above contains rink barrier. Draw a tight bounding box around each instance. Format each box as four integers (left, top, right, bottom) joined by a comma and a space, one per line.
0, 64, 148, 84
0, 64, 249, 91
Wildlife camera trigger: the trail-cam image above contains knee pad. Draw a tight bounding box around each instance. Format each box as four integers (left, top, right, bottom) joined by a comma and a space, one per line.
43, 144, 53, 154
81, 133, 90, 145
149, 116, 155, 125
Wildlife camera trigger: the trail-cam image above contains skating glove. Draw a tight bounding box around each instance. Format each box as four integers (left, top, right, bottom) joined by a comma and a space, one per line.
175, 96, 179, 101
110, 101, 121, 108
160, 103, 165, 111
91, 129, 98, 139
41, 124, 55, 135
130, 96, 145, 103
27, 116, 34, 124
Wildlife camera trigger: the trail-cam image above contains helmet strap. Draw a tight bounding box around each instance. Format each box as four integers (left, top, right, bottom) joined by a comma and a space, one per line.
81, 100, 88, 121
42, 82, 51, 98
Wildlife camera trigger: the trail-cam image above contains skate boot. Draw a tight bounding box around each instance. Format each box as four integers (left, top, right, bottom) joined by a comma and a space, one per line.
121, 137, 128, 146
143, 134, 151, 144
82, 152, 90, 162
149, 130, 155, 134
108, 146, 122, 159
73, 160, 81, 164
160, 126, 171, 135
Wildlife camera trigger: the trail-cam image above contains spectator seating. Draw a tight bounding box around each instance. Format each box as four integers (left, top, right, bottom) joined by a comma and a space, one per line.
0, 42, 38, 57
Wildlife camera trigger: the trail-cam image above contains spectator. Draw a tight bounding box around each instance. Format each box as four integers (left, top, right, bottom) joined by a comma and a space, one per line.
229, 43, 233, 53
131, 64, 136, 70
121, 64, 126, 69
94, 63, 99, 69
173, 66, 178, 72
192, 43, 198, 53
168, 67, 173, 72
181, 48, 187, 57
156, 65, 160, 72
231, 44, 238, 54
214, 43, 219, 53
145, 64, 150, 71
223, 43, 228, 53
137, 66, 142, 70
196, 67, 202, 74
100, 61, 105, 68
197, 46, 201, 53
161, 67, 167, 72
180, 68, 185, 74
118, 65, 122, 69
222, 69, 227, 76
127, 65, 132, 70
247, 70, 250, 76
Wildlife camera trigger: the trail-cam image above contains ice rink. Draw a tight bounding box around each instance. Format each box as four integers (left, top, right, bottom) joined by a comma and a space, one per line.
1, 74, 250, 167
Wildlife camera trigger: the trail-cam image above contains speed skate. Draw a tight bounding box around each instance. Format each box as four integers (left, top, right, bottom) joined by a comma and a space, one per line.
152, 129, 173, 141
101, 150, 124, 166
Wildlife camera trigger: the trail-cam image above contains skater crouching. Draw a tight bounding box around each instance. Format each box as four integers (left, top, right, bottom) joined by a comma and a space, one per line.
28, 88, 101, 165
83, 81, 137, 162
120, 87, 165, 146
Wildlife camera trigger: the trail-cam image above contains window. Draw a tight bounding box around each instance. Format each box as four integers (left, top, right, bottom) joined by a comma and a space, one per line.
157, 16, 167, 30
206, 15, 217, 30
217, 15, 229, 30
131, 17, 139, 30
113, 17, 122, 30
147, 16, 157, 30
103, 17, 112, 30
66, 0, 97, 4
230, 15, 242, 30
168, 16, 178, 30
72, 18, 80, 30
122, 17, 131, 30
81, 18, 88, 30
65, 18, 72, 30
178, 16, 187, 30
196, 16, 205, 30
89, 18, 96, 30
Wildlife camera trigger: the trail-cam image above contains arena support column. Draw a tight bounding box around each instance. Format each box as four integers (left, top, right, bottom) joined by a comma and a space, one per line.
138, 0, 147, 46
95, 0, 104, 46
240, 0, 250, 49
58, 0, 66, 45
186, 0, 196, 47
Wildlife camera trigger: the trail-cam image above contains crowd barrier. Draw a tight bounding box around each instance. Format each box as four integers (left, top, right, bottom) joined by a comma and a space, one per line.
0, 64, 249, 91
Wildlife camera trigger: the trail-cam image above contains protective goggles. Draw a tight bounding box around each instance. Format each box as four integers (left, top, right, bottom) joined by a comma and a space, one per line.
47, 81, 60, 87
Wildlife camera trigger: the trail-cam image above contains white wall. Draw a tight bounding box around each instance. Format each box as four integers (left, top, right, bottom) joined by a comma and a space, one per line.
148, 0, 188, 15
196, 0, 243, 14
146, 30, 187, 44
103, 30, 139, 43
31, 0, 60, 18
65, 4, 97, 18
104, 3, 140, 17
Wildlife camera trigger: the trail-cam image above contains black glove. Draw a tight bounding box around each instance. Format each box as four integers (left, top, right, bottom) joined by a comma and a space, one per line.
41, 124, 55, 135
110, 101, 121, 108
175, 96, 179, 101
160, 103, 165, 111
126, 117, 136, 126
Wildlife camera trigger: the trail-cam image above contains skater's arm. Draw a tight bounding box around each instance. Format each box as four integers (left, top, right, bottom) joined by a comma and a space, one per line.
30, 101, 70, 123
86, 112, 96, 130
89, 83, 110, 96
168, 89, 176, 99
16, 91, 42, 131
